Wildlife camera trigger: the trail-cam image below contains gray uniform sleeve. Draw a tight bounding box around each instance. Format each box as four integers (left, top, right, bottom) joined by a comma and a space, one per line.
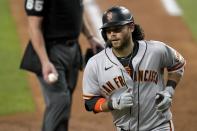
83, 58, 102, 100
160, 42, 185, 76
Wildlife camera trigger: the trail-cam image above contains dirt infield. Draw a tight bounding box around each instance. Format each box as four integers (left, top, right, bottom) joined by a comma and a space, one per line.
0, 0, 196, 131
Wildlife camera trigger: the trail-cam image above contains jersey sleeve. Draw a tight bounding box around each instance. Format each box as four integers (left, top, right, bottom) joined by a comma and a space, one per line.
161, 43, 186, 76
24, 0, 45, 16
83, 58, 102, 100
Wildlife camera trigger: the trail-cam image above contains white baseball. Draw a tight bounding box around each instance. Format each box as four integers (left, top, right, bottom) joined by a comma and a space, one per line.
48, 73, 58, 83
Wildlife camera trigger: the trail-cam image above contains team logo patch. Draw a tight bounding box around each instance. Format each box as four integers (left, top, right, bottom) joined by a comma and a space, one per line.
106, 12, 113, 21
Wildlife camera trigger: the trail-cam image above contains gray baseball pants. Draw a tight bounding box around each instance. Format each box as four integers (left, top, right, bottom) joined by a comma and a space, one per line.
37, 41, 81, 131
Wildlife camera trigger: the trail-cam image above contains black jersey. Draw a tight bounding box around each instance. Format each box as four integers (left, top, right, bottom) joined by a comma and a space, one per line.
24, 0, 83, 39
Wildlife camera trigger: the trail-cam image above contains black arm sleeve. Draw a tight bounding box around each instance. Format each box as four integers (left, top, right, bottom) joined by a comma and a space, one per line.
166, 80, 177, 89
85, 96, 103, 112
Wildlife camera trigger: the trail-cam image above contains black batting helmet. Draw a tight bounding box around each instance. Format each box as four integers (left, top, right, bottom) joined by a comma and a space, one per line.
101, 6, 134, 41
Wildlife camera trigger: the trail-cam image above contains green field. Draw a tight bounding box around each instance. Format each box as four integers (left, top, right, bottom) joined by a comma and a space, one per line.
177, 0, 197, 41
0, 0, 35, 115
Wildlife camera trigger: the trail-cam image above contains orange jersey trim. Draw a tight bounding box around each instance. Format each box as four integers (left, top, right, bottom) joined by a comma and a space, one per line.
168, 62, 185, 72
83, 94, 99, 100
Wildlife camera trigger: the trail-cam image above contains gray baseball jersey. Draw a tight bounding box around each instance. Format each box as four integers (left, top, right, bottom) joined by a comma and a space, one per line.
83, 40, 185, 130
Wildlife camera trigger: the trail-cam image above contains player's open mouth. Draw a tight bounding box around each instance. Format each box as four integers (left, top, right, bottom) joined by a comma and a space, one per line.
111, 39, 119, 42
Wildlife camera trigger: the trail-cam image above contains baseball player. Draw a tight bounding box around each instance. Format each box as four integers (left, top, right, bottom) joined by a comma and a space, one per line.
83, 6, 186, 131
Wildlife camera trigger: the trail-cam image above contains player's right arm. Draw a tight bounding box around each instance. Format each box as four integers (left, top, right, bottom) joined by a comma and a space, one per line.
84, 96, 111, 113
84, 93, 133, 113
83, 59, 133, 113
25, 0, 57, 83
82, 58, 111, 113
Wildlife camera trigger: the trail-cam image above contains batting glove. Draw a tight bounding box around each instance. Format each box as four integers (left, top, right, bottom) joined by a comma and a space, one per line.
109, 89, 133, 110
155, 86, 175, 112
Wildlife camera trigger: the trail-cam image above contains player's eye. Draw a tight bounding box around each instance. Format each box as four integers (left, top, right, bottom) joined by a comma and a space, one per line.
106, 26, 125, 34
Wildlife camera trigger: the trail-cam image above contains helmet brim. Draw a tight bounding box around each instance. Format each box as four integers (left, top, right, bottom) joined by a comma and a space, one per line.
100, 21, 132, 29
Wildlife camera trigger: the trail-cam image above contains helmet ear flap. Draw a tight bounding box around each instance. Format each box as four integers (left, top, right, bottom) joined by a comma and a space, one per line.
101, 30, 107, 42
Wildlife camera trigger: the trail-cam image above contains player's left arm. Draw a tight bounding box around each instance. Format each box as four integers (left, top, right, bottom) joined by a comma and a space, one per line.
166, 46, 186, 90
160, 43, 186, 88
156, 43, 186, 112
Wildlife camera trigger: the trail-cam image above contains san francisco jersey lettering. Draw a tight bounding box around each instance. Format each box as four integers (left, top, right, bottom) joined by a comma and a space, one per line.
83, 40, 185, 130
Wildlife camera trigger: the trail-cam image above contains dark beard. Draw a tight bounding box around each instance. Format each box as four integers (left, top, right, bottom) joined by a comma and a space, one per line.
110, 33, 131, 50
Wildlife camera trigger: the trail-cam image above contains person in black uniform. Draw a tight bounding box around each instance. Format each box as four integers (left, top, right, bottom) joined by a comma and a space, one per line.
20, 0, 102, 131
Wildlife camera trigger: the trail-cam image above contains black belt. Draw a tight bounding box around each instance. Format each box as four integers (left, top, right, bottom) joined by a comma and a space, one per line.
46, 38, 77, 46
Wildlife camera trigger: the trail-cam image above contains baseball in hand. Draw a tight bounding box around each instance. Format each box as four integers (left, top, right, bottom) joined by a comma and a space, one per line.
48, 73, 58, 83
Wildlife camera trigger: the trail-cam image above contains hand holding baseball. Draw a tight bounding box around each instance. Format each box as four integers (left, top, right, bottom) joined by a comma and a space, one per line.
48, 73, 58, 83
42, 61, 58, 84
